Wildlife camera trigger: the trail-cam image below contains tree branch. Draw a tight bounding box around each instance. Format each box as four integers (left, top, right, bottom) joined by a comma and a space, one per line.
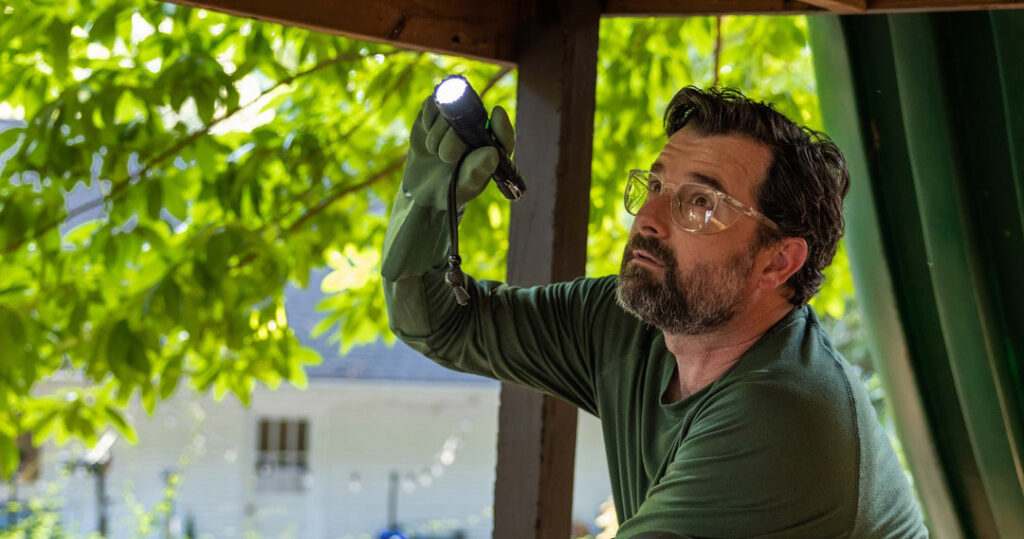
1, 50, 407, 255
480, 66, 513, 98
334, 53, 424, 146
226, 154, 406, 273
77, 51, 393, 222
270, 56, 422, 227
285, 155, 406, 235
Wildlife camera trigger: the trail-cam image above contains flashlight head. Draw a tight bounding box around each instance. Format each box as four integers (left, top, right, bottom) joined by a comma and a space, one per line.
435, 76, 469, 106
433, 75, 489, 148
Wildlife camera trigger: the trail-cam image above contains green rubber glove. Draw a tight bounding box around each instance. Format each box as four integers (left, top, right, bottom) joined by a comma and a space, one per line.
402, 96, 515, 210
381, 95, 515, 282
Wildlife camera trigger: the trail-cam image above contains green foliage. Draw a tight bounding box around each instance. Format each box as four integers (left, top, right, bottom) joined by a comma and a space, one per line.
0, 0, 516, 476
0, 2, 859, 475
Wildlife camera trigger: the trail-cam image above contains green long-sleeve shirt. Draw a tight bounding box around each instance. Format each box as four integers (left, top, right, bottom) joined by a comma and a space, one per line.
382, 196, 927, 537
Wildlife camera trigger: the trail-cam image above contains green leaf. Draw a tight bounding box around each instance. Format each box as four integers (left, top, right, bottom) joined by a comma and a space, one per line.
146, 179, 163, 220
90, 7, 119, 49
103, 404, 138, 444
234, 377, 252, 406
48, 18, 70, 80
162, 177, 188, 220
0, 307, 26, 360
212, 375, 229, 401
0, 126, 23, 154
27, 409, 61, 441
0, 417, 16, 439
126, 337, 150, 375
114, 383, 134, 407
63, 220, 102, 245
248, 181, 263, 218
162, 278, 182, 319
140, 383, 157, 415
107, 320, 130, 360
288, 347, 320, 390
0, 433, 18, 481
195, 85, 215, 125
159, 361, 181, 400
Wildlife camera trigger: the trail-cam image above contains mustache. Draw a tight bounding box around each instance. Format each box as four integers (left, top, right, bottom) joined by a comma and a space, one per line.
624, 235, 675, 267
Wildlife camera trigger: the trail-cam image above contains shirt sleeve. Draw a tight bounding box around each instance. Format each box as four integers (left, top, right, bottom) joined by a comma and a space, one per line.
381, 189, 603, 415
614, 377, 859, 538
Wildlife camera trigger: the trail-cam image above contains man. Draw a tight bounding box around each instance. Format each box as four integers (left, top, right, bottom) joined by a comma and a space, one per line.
381, 86, 927, 537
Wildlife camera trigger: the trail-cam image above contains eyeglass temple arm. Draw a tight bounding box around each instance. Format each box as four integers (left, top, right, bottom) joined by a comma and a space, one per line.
721, 194, 780, 231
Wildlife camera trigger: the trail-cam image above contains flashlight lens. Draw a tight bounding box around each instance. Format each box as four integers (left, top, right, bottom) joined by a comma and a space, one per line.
435, 77, 468, 105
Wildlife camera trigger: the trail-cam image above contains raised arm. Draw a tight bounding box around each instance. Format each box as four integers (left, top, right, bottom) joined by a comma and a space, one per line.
381, 96, 599, 414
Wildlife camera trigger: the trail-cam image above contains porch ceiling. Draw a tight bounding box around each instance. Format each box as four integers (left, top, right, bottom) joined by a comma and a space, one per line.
171, 0, 1024, 64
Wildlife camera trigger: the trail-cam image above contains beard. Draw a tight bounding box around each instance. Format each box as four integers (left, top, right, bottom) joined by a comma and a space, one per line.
615, 234, 754, 335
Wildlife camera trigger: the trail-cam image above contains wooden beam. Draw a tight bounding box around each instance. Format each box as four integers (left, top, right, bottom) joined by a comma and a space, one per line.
604, 0, 820, 15
171, 0, 519, 65
800, 0, 867, 13
603, 0, 1024, 15
493, 0, 600, 537
494, 386, 581, 538
867, 0, 1024, 11
168, 0, 1024, 62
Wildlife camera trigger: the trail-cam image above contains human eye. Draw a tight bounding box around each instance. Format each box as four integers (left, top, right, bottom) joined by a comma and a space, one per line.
682, 188, 714, 209
645, 178, 668, 200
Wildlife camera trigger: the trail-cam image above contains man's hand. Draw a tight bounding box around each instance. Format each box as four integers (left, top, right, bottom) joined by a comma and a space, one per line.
381, 95, 515, 282
401, 96, 515, 210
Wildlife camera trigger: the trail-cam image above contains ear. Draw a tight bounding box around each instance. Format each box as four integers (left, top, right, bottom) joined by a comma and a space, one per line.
757, 237, 807, 292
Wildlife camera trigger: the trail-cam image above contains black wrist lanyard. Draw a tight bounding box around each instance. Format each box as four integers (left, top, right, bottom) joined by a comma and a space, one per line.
444, 155, 470, 306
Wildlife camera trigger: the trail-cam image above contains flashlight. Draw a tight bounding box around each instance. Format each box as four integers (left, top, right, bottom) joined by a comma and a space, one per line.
433, 75, 526, 200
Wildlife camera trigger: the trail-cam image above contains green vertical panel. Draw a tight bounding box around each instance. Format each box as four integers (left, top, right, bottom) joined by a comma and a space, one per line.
808, 12, 1024, 536
888, 13, 1024, 537
989, 11, 1024, 461
833, 14, 997, 536
931, 10, 1024, 508
991, 12, 1024, 237
807, 15, 961, 538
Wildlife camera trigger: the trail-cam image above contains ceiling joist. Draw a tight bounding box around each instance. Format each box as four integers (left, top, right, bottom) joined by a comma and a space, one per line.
175, 0, 1024, 64
797, 0, 868, 13
173, 0, 520, 64
604, 0, 1022, 15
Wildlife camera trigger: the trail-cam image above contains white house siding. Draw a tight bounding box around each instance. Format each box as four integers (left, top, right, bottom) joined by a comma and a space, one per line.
24, 379, 614, 538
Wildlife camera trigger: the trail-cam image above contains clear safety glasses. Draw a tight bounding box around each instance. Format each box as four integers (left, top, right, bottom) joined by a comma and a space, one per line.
624, 169, 780, 234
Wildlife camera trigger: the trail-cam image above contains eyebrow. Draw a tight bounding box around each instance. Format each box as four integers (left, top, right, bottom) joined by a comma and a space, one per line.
650, 162, 726, 193
691, 172, 726, 193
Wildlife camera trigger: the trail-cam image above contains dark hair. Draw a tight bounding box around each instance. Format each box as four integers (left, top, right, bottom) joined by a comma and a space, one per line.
663, 86, 850, 305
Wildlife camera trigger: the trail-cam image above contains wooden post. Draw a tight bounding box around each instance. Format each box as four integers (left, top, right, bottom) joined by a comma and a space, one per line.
493, 1, 600, 537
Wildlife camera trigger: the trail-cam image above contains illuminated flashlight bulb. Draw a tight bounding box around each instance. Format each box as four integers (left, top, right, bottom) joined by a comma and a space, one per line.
435, 77, 468, 105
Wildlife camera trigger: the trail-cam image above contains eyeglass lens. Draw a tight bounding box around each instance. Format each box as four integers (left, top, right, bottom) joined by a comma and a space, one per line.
625, 172, 718, 232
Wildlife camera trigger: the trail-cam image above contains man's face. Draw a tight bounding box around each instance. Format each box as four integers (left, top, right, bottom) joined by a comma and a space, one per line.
616, 127, 774, 335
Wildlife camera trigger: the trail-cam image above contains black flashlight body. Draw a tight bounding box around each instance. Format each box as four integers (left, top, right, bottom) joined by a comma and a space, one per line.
433, 76, 526, 200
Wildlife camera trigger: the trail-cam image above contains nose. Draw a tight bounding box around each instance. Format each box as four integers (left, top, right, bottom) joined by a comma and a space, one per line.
632, 195, 672, 239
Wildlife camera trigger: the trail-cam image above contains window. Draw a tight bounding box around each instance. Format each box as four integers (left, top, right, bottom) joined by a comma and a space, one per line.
255, 418, 309, 491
